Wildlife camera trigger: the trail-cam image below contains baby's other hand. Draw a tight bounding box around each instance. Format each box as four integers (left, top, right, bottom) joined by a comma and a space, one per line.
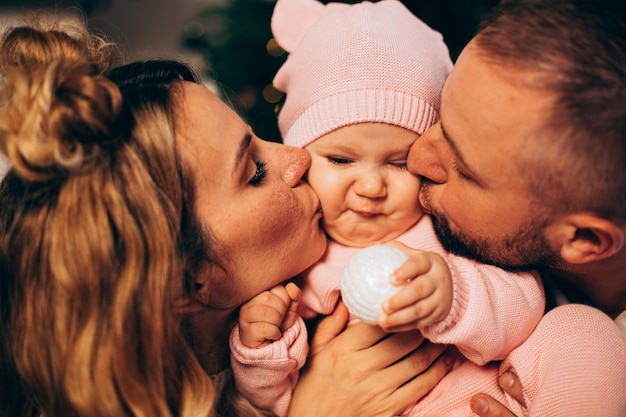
238, 282, 302, 348
378, 243, 453, 332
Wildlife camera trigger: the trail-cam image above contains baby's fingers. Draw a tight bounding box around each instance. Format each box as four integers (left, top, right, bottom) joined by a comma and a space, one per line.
383, 276, 436, 314
239, 320, 282, 348
240, 288, 290, 326
268, 284, 297, 307
389, 252, 433, 285
240, 298, 286, 327
281, 282, 303, 331
283, 282, 302, 303
378, 295, 441, 332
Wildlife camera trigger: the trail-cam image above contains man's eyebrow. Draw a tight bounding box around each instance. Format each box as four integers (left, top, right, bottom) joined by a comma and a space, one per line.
235, 131, 253, 170
440, 122, 478, 178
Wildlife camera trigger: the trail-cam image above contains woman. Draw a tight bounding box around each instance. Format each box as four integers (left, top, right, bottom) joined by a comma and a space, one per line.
0, 19, 451, 417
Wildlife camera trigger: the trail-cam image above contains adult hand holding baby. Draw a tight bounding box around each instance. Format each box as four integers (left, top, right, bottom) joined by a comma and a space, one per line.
288, 302, 455, 417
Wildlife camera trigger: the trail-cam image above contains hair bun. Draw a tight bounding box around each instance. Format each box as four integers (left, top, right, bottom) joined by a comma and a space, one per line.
0, 61, 122, 182
0, 22, 122, 182
0, 20, 116, 76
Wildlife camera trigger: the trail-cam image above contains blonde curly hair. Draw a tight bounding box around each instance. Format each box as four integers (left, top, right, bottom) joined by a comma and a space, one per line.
0, 17, 218, 417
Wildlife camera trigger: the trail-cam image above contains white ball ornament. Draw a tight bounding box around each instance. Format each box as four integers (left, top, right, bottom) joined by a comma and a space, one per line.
341, 244, 408, 325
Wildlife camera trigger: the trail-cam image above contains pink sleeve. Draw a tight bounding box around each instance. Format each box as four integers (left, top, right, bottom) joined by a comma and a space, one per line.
422, 254, 545, 365
506, 304, 626, 416
229, 317, 308, 417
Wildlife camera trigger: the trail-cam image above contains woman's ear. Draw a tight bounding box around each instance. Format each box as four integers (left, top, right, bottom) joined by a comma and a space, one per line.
554, 214, 624, 264
172, 271, 212, 315
194, 272, 212, 304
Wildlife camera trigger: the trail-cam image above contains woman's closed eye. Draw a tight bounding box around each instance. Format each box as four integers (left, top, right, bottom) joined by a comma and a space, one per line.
249, 160, 267, 186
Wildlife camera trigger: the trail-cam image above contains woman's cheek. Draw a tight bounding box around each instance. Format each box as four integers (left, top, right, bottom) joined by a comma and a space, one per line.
255, 187, 306, 245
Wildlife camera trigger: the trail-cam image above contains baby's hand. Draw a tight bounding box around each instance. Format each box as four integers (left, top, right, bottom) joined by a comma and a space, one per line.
238, 282, 302, 348
378, 243, 453, 332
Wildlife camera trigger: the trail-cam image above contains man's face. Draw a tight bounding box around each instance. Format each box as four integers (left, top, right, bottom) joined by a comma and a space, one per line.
408, 41, 560, 269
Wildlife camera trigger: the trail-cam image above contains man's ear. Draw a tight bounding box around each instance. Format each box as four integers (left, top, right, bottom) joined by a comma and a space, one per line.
554, 214, 624, 264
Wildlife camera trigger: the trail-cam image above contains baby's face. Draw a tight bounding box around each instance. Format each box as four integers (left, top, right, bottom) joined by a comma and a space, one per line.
305, 122, 423, 247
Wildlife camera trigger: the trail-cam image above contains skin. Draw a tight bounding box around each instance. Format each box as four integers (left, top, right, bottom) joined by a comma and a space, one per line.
171, 83, 451, 415
238, 122, 454, 346
470, 372, 526, 417
411, 40, 626, 317
379, 240, 453, 331
406, 41, 552, 417
238, 282, 302, 348
409, 39, 626, 417
174, 82, 327, 372
305, 122, 422, 247
233, 36, 626, 415
233, 120, 456, 416
306, 122, 454, 330
288, 302, 457, 417
409, 42, 556, 270
182, 84, 326, 305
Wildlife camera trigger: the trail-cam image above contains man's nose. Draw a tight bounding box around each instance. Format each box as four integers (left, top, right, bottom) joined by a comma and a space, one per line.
408, 129, 448, 184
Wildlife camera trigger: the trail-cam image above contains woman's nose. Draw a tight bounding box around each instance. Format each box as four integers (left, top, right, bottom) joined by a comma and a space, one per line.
408, 127, 448, 184
354, 170, 387, 198
280, 145, 311, 187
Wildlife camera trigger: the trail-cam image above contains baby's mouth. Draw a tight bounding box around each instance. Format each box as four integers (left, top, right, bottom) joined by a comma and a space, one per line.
353, 210, 378, 217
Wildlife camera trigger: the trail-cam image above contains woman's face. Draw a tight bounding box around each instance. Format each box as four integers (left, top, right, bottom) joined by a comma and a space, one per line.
175, 83, 326, 308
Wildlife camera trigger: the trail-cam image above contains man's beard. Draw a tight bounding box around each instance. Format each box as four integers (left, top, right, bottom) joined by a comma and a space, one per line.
428, 209, 560, 272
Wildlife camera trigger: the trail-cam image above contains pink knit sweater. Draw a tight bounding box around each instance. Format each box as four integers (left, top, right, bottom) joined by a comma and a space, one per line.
230, 216, 626, 416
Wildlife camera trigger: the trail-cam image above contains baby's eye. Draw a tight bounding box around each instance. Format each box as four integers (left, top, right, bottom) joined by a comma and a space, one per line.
327, 156, 353, 166
389, 161, 408, 170
249, 160, 267, 186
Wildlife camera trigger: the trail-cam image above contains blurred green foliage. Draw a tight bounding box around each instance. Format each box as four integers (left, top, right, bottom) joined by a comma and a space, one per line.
183, 0, 499, 142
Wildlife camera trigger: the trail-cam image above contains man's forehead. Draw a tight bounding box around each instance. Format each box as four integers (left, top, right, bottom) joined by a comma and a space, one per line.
438, 45, 546, 174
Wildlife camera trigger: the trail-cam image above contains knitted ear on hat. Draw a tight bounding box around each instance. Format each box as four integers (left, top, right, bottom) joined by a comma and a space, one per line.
271, 0, 326, 53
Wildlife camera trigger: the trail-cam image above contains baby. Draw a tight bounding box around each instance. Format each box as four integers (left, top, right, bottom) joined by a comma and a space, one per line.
230, 0, 626, 416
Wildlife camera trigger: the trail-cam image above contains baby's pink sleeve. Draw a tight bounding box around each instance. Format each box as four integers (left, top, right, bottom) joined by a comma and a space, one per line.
422, 256, 545, 364
230, 316, 308, 416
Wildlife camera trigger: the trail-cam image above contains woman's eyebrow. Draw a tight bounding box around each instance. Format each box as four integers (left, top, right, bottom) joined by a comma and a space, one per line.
234, 132, 253, 171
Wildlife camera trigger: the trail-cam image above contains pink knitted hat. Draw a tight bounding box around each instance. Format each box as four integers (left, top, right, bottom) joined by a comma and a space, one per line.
271, 0, 453, 148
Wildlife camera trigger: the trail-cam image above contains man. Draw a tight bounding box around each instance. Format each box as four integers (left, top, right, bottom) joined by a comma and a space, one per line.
276, 2, 625, 415
407, 0, 626, 415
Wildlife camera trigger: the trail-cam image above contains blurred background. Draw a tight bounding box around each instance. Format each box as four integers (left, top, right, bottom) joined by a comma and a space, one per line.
0, 0, 499, 143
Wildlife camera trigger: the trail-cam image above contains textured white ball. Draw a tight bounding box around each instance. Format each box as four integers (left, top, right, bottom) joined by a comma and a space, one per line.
341, 245, 408, 325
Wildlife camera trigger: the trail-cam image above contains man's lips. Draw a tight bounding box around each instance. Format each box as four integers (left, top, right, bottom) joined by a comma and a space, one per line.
418, 191, 431, 214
